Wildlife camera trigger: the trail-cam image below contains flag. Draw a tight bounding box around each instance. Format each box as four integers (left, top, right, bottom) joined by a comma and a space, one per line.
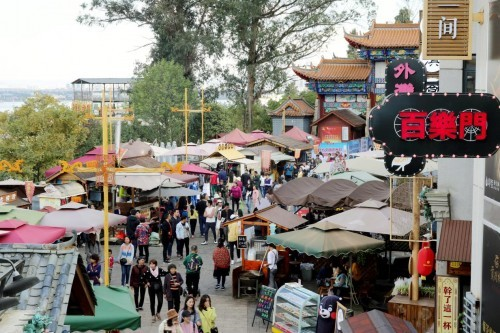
261, 150, 271, 171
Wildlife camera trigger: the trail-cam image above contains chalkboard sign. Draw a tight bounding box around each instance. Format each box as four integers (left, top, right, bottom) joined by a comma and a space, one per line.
237, 235, 247, 249
252, 285, 277, 327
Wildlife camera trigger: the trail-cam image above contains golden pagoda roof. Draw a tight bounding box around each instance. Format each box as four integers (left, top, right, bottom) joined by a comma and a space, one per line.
344, 22, 421, 49
292, 58, 371, 81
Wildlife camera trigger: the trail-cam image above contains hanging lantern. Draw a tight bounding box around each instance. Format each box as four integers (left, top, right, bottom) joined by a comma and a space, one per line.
417, 241, 435, 276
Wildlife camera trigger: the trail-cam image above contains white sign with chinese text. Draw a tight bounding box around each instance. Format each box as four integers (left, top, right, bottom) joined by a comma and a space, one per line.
437, 276, 459, 333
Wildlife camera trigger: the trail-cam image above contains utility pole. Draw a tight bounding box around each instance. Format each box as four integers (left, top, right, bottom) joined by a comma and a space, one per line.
171, 88, 211, 160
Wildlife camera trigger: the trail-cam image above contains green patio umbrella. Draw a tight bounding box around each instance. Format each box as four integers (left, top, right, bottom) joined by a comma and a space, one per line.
265, 220, 384, 258
65, 286, 141, 331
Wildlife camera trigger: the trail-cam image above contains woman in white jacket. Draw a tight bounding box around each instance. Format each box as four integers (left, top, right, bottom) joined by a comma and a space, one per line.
176, 213, 191, 259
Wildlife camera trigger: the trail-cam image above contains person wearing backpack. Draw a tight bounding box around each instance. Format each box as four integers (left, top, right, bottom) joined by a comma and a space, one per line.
229, 183, 242, 212
183, 245, 203, 297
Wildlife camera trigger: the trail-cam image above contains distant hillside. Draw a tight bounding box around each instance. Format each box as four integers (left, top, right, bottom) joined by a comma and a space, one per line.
0, 88, 73, 102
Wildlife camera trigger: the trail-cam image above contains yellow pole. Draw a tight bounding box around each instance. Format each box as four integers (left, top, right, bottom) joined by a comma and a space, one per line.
201, 89, 205, 144
410, 176, 420, 301
101, 91, 110, 286
184, 88, 188, 161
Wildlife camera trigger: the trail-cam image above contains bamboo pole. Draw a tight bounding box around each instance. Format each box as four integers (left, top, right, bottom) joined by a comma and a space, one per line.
410, 176, 420, 301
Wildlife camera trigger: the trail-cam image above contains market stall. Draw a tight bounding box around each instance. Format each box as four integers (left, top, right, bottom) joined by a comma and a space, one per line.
223, 205, 308, 298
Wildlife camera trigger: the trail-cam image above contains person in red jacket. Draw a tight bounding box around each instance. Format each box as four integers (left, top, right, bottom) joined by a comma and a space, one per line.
212, 238, 230, 290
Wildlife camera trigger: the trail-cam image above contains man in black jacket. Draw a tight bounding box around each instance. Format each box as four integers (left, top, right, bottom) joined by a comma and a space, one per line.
195, 194, 207, 237
160, 212, 173, 263
170, 209, 182, 258
126, 209, 140, 257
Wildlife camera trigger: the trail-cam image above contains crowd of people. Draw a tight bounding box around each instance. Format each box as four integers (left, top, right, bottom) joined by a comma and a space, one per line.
81, 157, 351, 332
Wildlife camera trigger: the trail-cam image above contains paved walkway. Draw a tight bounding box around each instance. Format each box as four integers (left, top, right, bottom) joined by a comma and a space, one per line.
83, 234, 272, 333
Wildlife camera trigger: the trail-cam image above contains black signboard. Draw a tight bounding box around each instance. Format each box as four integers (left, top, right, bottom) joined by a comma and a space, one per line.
369, 93, 500, 157
481, 225, 500, 333
383, 154, 427, 177
252, 285, 276, 327
385, 59, 427, 96
485, 154, 500, 203
237, 235, 247, 249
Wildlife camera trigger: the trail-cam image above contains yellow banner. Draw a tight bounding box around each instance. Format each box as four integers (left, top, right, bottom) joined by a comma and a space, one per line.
437, 276, 459, 333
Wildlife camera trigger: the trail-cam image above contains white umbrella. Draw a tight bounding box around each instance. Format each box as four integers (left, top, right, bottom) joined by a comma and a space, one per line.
165, 143, 209, 156
321, 199, 426, 236
39, 202, 126, 234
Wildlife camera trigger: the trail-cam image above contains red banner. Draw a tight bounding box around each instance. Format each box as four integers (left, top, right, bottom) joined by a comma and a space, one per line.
261, 150, 271, 171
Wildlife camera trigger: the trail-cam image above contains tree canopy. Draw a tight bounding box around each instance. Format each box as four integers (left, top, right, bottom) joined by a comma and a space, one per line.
218, 0, 375, 131
78, 0, 224, 81
0, 94, 88, 181
129, 60, 191, 144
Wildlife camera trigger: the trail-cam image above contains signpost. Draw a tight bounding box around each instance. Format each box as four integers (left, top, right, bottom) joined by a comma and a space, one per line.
237, 235, 247, 249
252, 285, 276, 331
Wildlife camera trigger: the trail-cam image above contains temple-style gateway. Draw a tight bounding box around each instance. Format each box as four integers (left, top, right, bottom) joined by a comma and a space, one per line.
292, 22, 423, 144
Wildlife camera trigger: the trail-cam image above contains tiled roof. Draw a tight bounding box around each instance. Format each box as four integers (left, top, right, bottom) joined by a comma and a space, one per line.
437, 219, 471, 262
344, 22, 420, 49
247, 136, 313, 151
311, 109, 366, 128
120, 156, 161, 168
270, 98, 315, 117
293, 58, 371, 81
0, 241, 83, 332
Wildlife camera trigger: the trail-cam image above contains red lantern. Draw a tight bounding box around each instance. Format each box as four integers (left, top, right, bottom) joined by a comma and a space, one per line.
417, 241, 435, 276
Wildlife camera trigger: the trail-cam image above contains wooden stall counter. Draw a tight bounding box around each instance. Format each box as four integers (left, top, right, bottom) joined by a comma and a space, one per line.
388, 295, 434, 333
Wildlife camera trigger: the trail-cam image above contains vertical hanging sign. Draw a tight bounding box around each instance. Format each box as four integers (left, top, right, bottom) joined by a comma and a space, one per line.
436, 276, 459, 333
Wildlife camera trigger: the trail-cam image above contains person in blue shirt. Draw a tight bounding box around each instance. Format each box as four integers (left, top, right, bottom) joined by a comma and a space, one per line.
284, 163, 294, 181
218, 169, 228, 185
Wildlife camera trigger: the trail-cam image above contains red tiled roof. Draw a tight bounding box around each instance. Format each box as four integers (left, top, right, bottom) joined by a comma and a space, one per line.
293, 58, 371, 81
282, 126, 320, 144
311, 109, 366, 128
437, 219, 471, 262
344, 22, 421, 49
270, 98, 315, 117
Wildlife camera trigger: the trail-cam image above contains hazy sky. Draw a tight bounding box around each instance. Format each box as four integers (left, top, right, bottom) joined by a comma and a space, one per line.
0, 0, 409, 89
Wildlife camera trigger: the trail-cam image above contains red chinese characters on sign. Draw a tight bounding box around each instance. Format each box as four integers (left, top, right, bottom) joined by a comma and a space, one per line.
437, 276, 458, 333
428, 110, 457, 140
397, 109, 488, 142
400, 111, 427, 140
395, 83, 415, 93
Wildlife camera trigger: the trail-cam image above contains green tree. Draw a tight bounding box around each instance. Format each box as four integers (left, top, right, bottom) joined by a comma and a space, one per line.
219, 0, 375, 131
0, 94, 88, 181
394, 7, 412, 23
78, 0, 223, 81
346, 28, 359, 59
191, 103, 243, 141
130, 60, 192, 144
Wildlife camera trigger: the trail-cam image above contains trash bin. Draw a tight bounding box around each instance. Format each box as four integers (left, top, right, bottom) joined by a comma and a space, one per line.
300, 263, 314, 282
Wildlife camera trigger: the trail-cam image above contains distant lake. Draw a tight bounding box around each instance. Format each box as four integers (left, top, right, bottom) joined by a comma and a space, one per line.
0, 100, 72, 112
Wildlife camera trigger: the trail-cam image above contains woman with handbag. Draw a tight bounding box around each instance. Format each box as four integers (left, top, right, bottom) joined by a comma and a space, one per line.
130, 256, 148, 311
144, 259, 168, 323
212, 238, 230, 290
118, 236, 134, 286
198, 294, 217, 333
164, 263, 184, 313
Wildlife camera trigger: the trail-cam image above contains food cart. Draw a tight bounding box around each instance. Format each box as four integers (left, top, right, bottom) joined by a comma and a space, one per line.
223, 205, 308, 298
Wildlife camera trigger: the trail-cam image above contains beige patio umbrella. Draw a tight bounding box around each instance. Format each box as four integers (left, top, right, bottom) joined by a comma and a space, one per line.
321, 199, 426, 236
